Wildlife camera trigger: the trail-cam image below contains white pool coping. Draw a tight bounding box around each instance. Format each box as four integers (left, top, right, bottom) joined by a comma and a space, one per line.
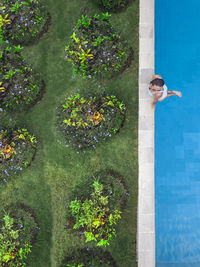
137, 0, 155, 266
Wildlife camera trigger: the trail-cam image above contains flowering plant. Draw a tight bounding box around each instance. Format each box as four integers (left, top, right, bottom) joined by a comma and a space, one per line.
0, 39, 43, 111
65, 170, 129, 247
1, 0, 49, 44
65, 13, 131, 79
0, 204, 40, 266
0, 128, 37, 183
69, 181, 121, 247
56, 93, 125, 151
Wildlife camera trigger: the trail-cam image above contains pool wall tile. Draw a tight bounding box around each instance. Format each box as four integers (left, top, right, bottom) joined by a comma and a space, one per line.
139, 233, 155, 251
139, 130, 154, 148
138, 251, 155, 266
139, 84, 151, 99
138, 0, 155, 266
140, 68, 154, 83
140, 4, 154, 24
139, 214, 155, 232
140, 24, 154, 39
139, 99, 154, 116
139, 116, 154, 130
139, 147, 154, 164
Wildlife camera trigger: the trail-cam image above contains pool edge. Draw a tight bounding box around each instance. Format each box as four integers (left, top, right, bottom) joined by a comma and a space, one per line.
138, 0, 155, 266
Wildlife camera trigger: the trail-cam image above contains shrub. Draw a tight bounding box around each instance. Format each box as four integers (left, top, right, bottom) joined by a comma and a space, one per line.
97, 0, 129, 11
0, 13, 11, 39
0, 204, 40, 266
65, 13, 131, 79
56, 93, 125, 151
65, 170, 129, 247
0, 128, 37, 183
61, 248, 117, 267
1, 0, 49, 44
0, 39, 43, 111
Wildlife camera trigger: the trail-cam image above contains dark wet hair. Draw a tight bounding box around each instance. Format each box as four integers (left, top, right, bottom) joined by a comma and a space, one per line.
150, 78, 164, 87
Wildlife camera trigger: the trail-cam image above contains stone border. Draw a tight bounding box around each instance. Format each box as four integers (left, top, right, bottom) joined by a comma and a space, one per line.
137, 0, 155, 266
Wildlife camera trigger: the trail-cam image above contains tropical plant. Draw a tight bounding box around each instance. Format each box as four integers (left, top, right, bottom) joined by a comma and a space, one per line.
56, 93, 126, 151
1, 0, 49, 44
0, 215, 32, 266
69, 181, 121, 246
65, 13, 131, 79
66, 170, 129, 247
0, 39, 43, 111
0, 205, 39, 266
0, 128, 37, 183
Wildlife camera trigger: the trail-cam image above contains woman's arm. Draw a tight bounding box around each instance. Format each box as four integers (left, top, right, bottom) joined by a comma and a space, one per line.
152, 94, 162, 108
157, 90, 182, 102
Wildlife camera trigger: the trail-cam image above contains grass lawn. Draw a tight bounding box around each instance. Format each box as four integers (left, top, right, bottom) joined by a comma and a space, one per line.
0, 0, 139, 266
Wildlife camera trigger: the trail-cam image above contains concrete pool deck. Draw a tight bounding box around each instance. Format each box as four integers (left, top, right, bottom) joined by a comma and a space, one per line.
138, 0, 155, 266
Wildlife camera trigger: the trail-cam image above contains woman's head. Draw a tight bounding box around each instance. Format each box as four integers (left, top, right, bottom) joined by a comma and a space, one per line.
150, 78, 164, 87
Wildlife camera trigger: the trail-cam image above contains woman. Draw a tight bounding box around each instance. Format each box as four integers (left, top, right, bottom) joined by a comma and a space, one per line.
149, 74, 182, 108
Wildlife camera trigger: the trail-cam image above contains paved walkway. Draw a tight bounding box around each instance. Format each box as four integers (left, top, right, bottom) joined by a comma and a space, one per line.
137, 0, 155, 266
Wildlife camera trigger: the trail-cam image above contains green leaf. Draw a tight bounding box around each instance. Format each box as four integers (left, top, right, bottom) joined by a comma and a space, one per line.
5, 46, 12, 52
84, 231, 96, 242
93, 13, 100, 19
107, 101, 114, 106
97, 239, 109, 247
3, 254, 11, 262
102, 12, 111, 21
65, 45, 70, 51
63, 119, 71, 125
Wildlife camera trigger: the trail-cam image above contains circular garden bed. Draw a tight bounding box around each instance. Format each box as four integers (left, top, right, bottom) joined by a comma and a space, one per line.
65, 170, 129, 247
56, 93, 126, 151
0, 203, 40, 266
0, 39, 44, 111
61, 248, 117, 267
65, 13, 132, 79
1, 0, 50, 45
0, 128, 37, 183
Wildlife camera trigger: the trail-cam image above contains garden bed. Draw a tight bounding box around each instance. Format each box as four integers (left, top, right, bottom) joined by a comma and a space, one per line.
56, 93, 126, 151
1, 0, 50, 45
0, 39, 44, 111
0, 203, 40, 266
0, 128, 37, 183
65, 170, 129, 247
65, 12, 132, 79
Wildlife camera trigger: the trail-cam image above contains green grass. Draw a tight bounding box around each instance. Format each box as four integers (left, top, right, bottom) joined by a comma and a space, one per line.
0, 0, 139, 266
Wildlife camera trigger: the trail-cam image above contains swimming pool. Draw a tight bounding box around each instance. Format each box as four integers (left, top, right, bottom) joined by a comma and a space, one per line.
155, 0, 200, 266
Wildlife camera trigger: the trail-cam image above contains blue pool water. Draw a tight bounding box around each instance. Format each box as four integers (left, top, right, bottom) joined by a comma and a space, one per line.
155, 1, 200, 266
